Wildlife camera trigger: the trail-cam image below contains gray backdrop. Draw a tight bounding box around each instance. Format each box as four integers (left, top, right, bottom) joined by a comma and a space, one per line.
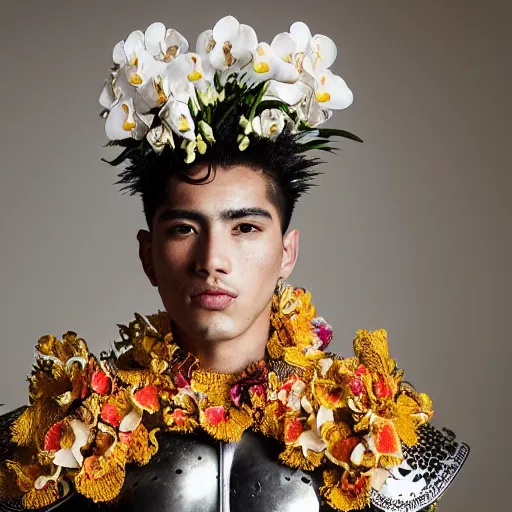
1, 1, 510, 510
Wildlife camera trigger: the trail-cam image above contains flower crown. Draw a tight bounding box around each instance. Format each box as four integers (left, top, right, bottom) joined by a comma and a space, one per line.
99, 15, 362, 166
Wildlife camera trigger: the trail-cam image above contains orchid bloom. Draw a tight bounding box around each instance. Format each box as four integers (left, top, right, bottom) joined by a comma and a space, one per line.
242, 42, 299, 85
144, 22, 189, 63
100, 68, 154, 140
163, 53, 209, 104
160, 97, 196, 141
313, 69, 353, 110
252, 108, 290, 139
103, 96, 152, 140
113, 30, 166, 89
205, 16, 258, 72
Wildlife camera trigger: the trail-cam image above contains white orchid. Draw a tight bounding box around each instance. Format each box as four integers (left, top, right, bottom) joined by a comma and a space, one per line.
113, 31, 167, 89
252, 109, 291, 138
100, 15, 359, 161
160, 97, 196, 141
144, 22, 189, 63
202, 16, 258, 73
242, 42, 300, 85
100, 69, 154, 140
313, 68, 353, 110
146, 124, 175, 153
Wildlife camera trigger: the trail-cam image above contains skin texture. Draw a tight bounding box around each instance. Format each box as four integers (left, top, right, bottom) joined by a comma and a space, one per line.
137, 164, 299, 373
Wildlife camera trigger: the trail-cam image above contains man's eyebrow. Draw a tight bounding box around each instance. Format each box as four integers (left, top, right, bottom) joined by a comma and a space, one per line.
156, 207, 273, 224
219, 207, 273, 221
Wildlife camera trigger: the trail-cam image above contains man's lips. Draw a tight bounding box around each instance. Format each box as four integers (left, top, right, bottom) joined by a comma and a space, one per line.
191, 288, 238, 311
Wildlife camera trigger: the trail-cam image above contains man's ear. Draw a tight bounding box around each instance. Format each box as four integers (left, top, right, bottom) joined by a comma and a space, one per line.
280, 229, 299, 280
137, 229, 158, 287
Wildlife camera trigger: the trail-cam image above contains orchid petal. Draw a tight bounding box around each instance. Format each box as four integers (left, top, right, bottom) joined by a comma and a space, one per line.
312, 34, 337, 71
314, 69, 353, 109
160, 98, 196, 141
271, 32, 297, 65
105, 98, 148, 140
213, 15, 240, 43
113, 41, 126, 66
162, 29, 189, 61
290, 22, 312, 53
196, 29, 215, 56
144, 22, 166, 57
260, 109, 286, 138
99, 75, 116, 109
251, 115, 262, 135
231, 24, 257, 66
124, 30, 145, 65
209, 44, 234, 71
272, 57, 300, 83
105, 100, 132, 140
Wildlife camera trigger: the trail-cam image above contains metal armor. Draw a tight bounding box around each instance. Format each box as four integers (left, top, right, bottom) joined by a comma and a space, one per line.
0, 404, 468, 512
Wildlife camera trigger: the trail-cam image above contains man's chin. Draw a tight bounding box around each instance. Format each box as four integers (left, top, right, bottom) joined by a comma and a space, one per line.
177, 312, 242, 342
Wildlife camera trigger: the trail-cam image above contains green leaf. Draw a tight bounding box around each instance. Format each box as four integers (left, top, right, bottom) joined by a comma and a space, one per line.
255, 100, 291, 116
315, 128, 363, 143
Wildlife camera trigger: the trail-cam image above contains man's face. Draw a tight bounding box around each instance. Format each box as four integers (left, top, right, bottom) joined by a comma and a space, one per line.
138, 164, 299, 343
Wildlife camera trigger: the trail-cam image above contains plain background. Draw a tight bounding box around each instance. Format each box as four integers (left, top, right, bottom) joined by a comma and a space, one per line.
0, 1, 510, 510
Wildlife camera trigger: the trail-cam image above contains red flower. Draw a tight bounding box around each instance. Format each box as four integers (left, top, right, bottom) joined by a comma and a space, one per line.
355, 365, 368, 377
204, 406, 227, 426
43, 422, 63, 451
374, 375, 392, 399
134, 385, 160, 412
284, 418, 303, 444
172, 409, 186, 426
349, 377, 364, 396
91, 370, 111, 395
101, 403, 122, 427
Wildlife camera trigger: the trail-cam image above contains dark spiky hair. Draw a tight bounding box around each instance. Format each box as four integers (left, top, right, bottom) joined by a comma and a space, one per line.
110, 104, 325, 233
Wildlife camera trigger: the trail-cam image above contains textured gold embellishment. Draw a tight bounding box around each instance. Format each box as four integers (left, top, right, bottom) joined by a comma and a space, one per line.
2, 287, 433, 511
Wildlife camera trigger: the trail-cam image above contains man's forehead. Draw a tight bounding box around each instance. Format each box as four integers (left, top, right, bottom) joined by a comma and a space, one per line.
165, 165, 274, 212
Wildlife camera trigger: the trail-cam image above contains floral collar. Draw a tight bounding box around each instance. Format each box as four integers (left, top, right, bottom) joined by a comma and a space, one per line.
1, 286, 433, 511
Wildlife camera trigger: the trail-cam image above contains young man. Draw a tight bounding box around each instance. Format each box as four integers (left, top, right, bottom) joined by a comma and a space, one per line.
0, 15, 468, 512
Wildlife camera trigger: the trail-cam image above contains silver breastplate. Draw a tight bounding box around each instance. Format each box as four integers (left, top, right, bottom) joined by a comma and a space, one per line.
107, 429, 329, 512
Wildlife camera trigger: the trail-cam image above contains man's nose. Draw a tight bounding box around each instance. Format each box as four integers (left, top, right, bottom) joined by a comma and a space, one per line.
192, 228, 232, 277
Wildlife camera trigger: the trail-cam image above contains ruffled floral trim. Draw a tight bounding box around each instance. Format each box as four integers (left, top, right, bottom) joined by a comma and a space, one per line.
1, 286, 433, 511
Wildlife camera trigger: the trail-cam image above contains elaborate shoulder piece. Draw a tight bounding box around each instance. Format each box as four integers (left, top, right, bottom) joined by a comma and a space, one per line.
370, 413, 469, 512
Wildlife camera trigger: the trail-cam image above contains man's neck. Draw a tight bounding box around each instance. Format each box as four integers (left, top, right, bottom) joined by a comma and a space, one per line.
173, 311, 271, 374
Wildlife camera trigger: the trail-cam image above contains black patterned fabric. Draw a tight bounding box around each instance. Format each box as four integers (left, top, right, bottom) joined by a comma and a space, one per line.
371, 423, 469, 511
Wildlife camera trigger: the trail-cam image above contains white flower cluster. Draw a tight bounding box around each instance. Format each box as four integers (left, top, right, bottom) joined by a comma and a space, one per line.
99, 15, 353, 163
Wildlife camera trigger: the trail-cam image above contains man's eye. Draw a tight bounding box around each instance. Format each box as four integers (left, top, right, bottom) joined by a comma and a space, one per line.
236, 223, 258, 234
170, 225, 194, 235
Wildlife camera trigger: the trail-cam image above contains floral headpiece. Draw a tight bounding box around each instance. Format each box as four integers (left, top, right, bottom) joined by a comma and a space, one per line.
99, 15, 362, 166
